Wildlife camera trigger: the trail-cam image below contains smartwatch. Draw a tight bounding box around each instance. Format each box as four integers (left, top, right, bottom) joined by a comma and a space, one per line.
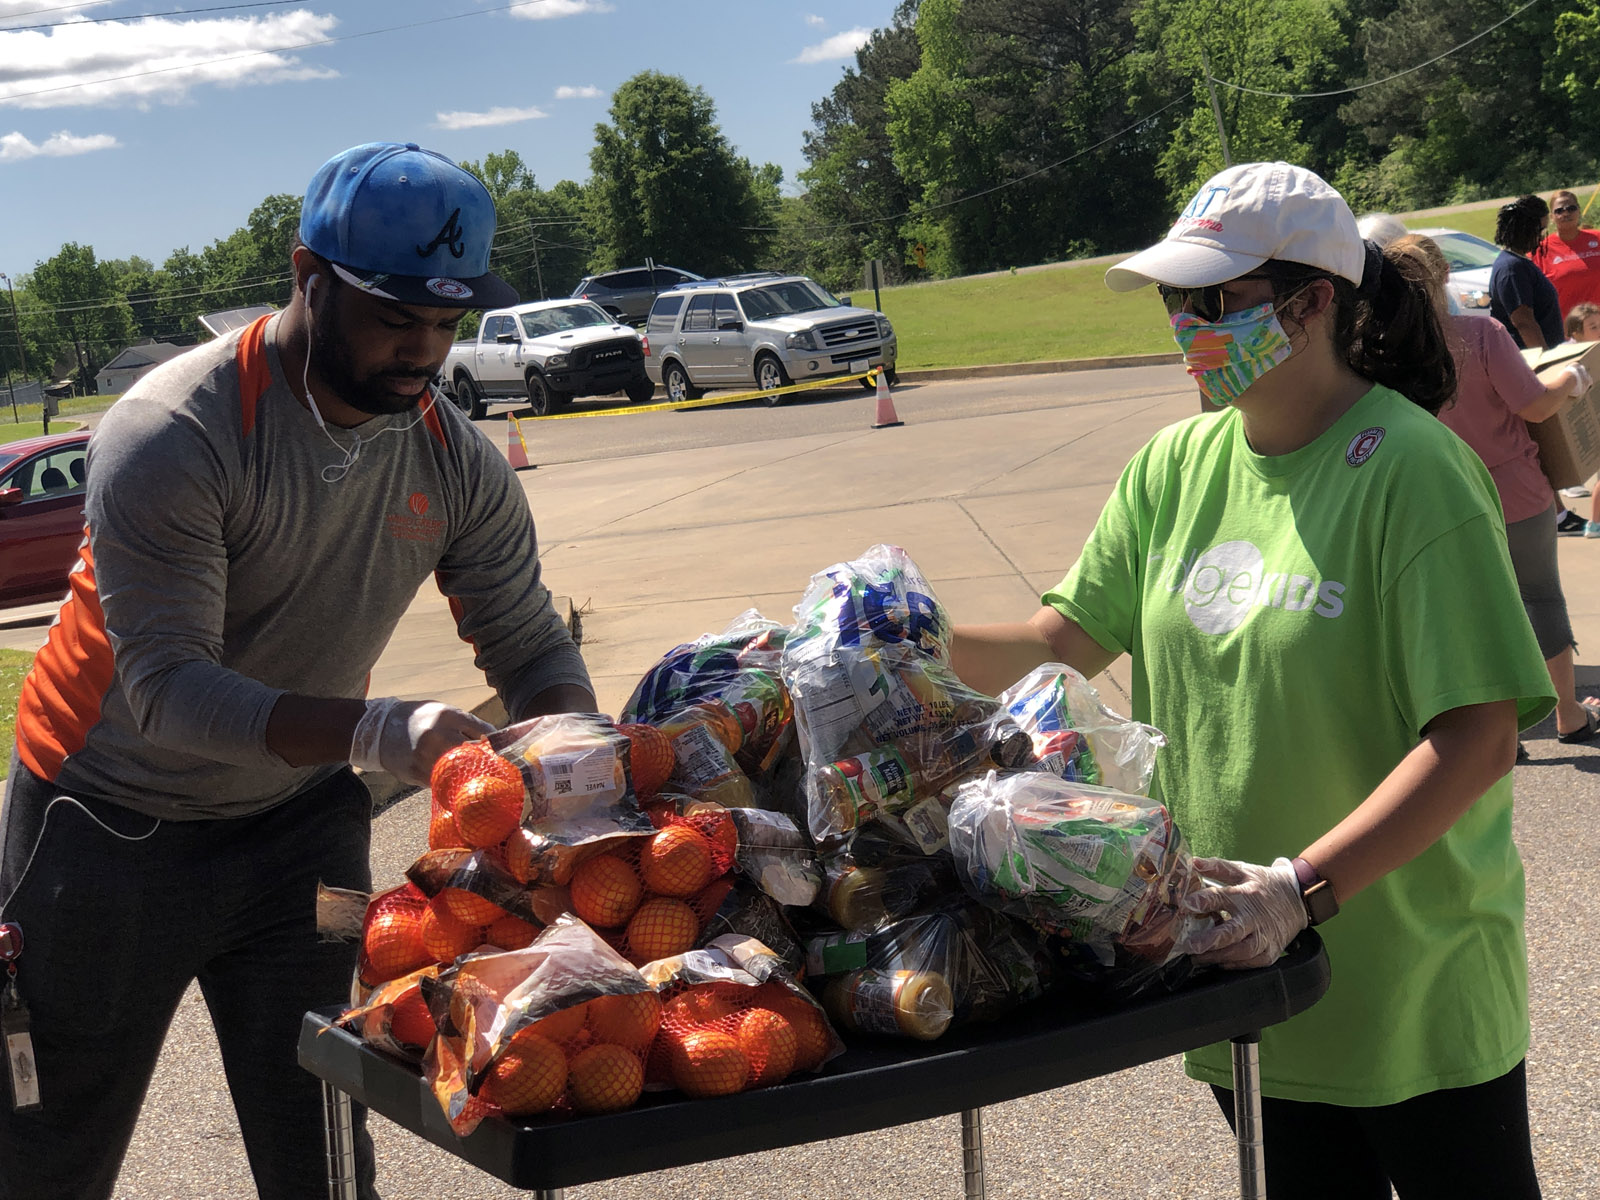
1291, 857, 1339, 926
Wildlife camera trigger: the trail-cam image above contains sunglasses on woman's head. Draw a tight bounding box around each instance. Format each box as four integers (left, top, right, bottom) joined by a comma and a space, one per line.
1157, 274, 1270, 322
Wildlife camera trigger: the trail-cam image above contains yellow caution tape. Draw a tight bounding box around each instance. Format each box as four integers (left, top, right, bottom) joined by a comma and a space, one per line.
523, 368, 881, 420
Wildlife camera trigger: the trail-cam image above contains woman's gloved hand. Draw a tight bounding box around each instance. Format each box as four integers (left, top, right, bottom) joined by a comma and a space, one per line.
1180, 856, 1308, 970
350, 698, 495, 787
1565, 363, 1593, 396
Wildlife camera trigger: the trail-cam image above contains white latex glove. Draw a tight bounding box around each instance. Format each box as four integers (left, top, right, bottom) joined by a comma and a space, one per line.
1180, 856, 1307, 970
1566, 364, 1593, 397
349, 698, 495, 787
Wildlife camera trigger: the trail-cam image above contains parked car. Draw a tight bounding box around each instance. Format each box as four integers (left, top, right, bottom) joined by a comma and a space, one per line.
642, 274, 898, 406
441, 299, 655, 419
571, 265, 704, 326
1411, 226, 1498, 313
0, 430, 90, 608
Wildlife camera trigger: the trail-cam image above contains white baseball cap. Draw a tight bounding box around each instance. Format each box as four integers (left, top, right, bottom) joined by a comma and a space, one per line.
1105, 161, 1364, 292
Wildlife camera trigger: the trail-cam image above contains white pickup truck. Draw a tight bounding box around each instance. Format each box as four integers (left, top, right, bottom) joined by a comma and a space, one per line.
441, 298, 656, 418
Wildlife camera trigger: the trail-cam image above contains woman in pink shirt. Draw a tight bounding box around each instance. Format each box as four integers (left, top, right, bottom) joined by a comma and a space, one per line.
1391, 233, 1600, 748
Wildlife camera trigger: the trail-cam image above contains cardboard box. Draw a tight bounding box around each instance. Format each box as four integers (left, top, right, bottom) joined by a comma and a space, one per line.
1523, 340, 1600, 490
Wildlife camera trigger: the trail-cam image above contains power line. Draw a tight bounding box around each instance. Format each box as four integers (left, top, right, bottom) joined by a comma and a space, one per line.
1, 0, 305, 33
0, 0, 562, 103
1208, 0, 1545, 99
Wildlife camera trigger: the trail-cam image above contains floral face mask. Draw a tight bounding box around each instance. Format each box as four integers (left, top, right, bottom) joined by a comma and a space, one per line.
1168, 300, 1295, 407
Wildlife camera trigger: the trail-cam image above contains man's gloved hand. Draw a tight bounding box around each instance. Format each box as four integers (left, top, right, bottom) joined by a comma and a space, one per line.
349, 698, 495, 788
1566, 364, 1593, 396
1180, 856, 1308, 970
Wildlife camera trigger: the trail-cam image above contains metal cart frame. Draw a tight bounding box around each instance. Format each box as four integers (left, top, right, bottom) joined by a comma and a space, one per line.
302, 932, 1328, 1200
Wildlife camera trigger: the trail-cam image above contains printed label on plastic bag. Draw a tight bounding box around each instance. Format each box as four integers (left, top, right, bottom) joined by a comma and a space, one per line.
534, 748, 616, 798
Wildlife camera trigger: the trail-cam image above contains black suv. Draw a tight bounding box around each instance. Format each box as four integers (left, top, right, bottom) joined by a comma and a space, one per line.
571, 265, 704, 325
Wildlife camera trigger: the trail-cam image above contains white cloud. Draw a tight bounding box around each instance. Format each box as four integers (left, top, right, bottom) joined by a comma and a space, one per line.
0, 0, 115, 19
511, 0, 613, 20
805, 13, 825, 26
792, 27, 870, 64
0, 12, 340, 110
0, 128, 118, 160
553, 85, 603, 100
433, 105, 548, 131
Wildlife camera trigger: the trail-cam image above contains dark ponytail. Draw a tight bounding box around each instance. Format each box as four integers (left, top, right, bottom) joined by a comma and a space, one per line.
1263, 244, 1457, 414
1495, 195, 1548, 255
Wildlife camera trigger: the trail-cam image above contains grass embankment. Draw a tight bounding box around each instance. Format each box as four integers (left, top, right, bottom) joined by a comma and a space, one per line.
1, 395, 115, 445
0, 647, 32, 780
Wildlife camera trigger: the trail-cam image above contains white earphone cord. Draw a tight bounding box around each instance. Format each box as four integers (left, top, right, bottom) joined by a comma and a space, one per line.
301, 274, 440, 484
0, 795, 160, 921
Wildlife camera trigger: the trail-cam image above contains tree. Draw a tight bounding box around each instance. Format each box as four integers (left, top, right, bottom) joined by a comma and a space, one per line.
587, 72, 773, 274
460, 153, 593, 304
26, 243, 135, 391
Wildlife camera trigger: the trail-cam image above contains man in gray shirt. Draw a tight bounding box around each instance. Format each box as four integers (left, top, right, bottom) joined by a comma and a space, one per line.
0, 142, 594, 1199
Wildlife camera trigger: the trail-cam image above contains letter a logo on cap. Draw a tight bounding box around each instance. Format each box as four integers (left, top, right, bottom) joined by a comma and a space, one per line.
417, 209, 466, 260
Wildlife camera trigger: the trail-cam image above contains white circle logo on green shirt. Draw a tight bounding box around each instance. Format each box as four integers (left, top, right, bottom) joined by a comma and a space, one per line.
1184, 539, 1264, 634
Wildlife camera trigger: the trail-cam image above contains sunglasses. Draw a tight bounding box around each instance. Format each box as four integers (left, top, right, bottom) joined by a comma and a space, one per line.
1555, 205, 1579, 215
1158, 274, 1271, 322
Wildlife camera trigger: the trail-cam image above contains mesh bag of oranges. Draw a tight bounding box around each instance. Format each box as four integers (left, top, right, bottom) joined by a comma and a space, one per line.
477, 713, 667, 833
340, 961, 447, 1057
621, 609, 795, 783
640, 933, 844, 1098
425, 915, 662, 1134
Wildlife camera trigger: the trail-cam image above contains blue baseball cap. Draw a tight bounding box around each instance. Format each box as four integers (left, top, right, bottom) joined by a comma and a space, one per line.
299, 141, 518, 309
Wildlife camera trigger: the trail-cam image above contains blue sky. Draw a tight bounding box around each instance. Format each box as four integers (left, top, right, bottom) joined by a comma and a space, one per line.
0, 0, 902, 277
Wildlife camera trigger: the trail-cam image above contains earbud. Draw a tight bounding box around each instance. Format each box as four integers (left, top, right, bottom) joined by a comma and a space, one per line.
304, 273, 322, 307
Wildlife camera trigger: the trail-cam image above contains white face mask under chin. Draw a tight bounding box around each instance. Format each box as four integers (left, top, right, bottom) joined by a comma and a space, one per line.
301, 305, 439, 484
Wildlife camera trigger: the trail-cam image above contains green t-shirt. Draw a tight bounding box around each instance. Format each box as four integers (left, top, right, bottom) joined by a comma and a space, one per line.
1045, 385, 1555, 1107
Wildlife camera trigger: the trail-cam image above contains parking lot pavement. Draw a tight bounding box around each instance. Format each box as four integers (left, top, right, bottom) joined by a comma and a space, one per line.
12, 370, 1599, 1197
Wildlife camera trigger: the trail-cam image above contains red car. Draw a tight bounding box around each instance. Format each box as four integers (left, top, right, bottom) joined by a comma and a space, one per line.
0, 430, 90, 608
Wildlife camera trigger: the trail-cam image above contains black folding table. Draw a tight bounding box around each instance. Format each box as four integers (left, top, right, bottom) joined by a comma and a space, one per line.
300, 931, 1328, 1200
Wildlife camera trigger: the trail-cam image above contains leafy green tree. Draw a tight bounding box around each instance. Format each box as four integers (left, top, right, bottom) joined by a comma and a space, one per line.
26, 243, 136, 391
587, 71, 773, 274
1130, 0, 1344, 209
460, 152, 594, 303
799, 1, 922, 289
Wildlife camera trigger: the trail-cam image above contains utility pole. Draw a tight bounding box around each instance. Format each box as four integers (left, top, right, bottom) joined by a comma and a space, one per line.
531, 236, 546, 301
0, 272, 26, 425
1199, 45, 1233, 168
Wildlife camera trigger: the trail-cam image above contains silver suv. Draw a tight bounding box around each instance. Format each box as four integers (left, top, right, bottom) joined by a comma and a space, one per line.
642, 274, 898, 406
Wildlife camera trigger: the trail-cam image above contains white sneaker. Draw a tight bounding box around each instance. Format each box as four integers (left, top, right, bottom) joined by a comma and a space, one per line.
1585, 521, 1600, 538
1563, 485, 1592, 499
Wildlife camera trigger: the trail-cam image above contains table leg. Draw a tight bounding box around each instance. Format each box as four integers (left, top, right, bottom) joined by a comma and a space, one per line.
322, 1080, 359, 1200
961, 1107, 986, 1200
1230, 1033, 1265, 1200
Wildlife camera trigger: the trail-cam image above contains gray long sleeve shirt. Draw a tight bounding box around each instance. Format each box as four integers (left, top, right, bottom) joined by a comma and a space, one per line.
19, 313, 590, 819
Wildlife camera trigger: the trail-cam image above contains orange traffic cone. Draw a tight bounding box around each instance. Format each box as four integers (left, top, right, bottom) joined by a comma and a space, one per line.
506, 415, 534, 470
871, 367, 903, 429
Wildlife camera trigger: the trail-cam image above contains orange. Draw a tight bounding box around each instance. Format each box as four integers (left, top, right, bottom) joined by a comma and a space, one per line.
427, 805, 464, 851
585, 991, 662, 1053
624, 897, 700, 964
667, 1029, 750, 1098
362, 900, 430, 983
503, 828, 538, 884
419, 902, 484, 964
567, 1042, 644, 1114
639, 826, 715, 897
569, 854, 642, 928
733, 1007, 797, 1087
485, 913, 540, 951
479, 1036, 566, 1116
511, 1004, 588, 1050
435, 886, 507, 927
754, 984, 831, 1072
660, 982, 744, 1031
429, 741, 505, 808
388, 984, 436, 1049
619, 723, 674, 796
453, 770, 525, 848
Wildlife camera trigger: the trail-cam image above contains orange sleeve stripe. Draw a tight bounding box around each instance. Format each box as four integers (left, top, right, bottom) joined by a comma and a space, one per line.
236, 314, 274, 437
16, 532, 116, 783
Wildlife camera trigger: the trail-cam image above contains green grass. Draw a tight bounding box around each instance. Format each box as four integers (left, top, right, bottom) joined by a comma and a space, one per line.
0, 647, 33, 781
878, 261, 1174, 369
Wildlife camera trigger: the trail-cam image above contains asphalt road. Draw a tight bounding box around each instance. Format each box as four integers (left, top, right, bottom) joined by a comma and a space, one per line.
69, 369, 1600, 1199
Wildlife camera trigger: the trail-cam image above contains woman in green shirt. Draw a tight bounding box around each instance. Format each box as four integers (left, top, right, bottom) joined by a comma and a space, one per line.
951, 162, 1551, 1199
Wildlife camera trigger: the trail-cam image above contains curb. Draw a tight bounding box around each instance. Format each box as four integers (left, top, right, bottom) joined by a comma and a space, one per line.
362, 594, 579, 814
893, 353, 1182, 384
